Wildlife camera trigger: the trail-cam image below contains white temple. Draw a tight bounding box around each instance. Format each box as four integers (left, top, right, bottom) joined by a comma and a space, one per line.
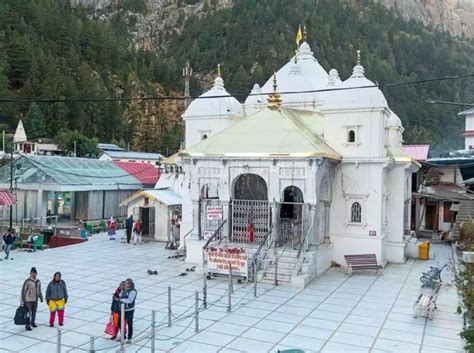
170, 34, 419, 286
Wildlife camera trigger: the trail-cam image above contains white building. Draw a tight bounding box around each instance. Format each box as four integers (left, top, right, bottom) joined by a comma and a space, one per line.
12, 120, 62, 156
177, 37, 419, 286
460, 108, 474, 150
99, 150, 164, 165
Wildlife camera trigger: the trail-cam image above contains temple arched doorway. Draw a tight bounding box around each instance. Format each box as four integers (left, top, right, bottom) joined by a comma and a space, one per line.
231, 173, 270, 243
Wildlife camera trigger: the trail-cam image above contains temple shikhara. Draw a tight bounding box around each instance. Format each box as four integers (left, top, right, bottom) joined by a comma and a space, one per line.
162, 30, 420, 286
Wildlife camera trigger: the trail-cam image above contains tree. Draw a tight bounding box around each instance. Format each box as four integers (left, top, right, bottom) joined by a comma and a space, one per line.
24, 103, 46, 139
55, 128, 98, 157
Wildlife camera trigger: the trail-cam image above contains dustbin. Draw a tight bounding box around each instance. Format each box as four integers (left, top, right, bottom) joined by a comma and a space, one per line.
80, 229, 88, 238
418, 241, 430, 260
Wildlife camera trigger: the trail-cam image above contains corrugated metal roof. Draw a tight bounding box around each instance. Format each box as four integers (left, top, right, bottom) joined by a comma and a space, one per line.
402, 145, 430, 161
0, 190, 16, 205
103, 151, 164, 160
0, 155, 143, 191
180, 107, 341, 159
114, 161, 159, 186
98, 143, 125, 151
388, 146, 421, 167
458, 108, 474, 115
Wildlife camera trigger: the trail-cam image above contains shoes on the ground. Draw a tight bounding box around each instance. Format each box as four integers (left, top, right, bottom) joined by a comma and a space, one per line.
31, 323, 38, 328
26, 326, 32, 331
126, 340, 132, 344
50, 323, 54, 327
110, 335, 116, 340
179, 272, 187, 276
59, 323, 63, 326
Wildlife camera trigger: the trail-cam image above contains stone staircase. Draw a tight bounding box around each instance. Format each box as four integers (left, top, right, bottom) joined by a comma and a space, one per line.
453, 199, 474, 239
258, 247, 322, 287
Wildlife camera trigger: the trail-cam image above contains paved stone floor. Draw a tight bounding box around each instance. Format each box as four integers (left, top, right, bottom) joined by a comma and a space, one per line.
0, 231, 466, 352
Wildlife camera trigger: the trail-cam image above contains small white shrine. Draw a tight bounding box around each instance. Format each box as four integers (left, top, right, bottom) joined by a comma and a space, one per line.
174, 32, 419, 286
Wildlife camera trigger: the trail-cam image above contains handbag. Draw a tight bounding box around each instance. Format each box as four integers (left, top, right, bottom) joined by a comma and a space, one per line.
14, 305, 28, 325
104, 315, 118, 336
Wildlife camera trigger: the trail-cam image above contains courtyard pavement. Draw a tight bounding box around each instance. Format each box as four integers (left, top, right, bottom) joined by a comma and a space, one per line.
0, 231, 466, 352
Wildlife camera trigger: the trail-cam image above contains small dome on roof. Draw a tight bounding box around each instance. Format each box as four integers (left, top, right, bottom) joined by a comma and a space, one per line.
244, 83, 266, 108
183, 75, 243, 118
388, 110, 402, 128
327, 69, 341, 87
324, 62, 387, 109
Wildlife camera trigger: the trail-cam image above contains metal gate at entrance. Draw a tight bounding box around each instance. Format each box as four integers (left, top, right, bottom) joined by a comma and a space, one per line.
231, 199, 270, 243
231, 173, 270, 244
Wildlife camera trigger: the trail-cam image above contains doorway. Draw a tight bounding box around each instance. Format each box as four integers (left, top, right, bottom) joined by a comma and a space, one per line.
231, 173, 270, 243
425, 202, 439, 230
279, 186, 304, 247
140, 207, 155, 238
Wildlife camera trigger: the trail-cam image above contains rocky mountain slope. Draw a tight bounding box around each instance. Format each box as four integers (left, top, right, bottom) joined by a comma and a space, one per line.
76, 0, 474, 40
376, 0, 474, 38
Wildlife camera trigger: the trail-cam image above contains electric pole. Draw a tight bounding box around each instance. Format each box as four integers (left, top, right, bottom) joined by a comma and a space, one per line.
183, 60, 192, 109
9, 140, 13, 229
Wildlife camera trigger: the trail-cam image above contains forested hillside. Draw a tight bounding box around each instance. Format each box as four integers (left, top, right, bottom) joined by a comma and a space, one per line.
0, 0, 181, 156
166, 0, 474, 154
0, 0, 473, 155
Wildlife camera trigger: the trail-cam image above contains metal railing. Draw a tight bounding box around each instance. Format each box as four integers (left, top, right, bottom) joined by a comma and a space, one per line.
251, 224, 274, 282
202, 220, 227, 250
295, 213, 314, 276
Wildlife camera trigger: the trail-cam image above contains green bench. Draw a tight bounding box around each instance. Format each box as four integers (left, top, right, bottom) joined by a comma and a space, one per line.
84, 220, 106, 234
22, 234, 45, 251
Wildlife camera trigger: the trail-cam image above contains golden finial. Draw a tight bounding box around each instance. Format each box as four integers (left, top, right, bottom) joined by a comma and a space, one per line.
267, 72, 282, 110
303, 26, 307, 42
217, 63, 221, 77
356, 50, 361, 65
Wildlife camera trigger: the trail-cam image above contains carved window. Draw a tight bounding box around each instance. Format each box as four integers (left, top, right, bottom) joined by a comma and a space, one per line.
350, 202, 362, 223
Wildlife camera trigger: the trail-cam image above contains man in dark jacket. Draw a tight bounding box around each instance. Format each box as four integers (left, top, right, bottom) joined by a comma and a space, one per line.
125, 215, 133, 244
3, 229, 16, 260
119, 278, 137, 343
21, 267, 43, 330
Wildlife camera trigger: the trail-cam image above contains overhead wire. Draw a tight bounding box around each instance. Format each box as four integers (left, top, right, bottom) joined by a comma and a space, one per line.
0, 73, 471, 104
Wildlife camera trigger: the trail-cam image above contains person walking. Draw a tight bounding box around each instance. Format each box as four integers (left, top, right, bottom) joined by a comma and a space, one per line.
110, 281, 125, 340
3, 228, 16, 260
119, 278, 137, 343
107, 216, 117, 240
21, 267, 43, 330
125, 215, 133, 244
133, 220, 142, 245
45, 272, 68, 327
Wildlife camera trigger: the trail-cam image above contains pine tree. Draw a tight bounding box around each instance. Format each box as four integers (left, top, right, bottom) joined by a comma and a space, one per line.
25, 102, 46, 139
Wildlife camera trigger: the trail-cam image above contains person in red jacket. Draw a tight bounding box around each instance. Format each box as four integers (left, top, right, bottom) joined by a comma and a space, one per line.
133, 220, 142, 245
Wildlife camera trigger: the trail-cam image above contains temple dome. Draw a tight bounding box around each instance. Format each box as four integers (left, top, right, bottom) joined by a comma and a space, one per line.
244, 83, 266, 114
183, 75, 243, 118
256, 41, 328, 106
324, 63, 387, 109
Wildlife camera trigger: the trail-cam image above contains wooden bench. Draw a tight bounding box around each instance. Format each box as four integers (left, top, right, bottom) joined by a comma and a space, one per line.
344, 254, 384, 276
